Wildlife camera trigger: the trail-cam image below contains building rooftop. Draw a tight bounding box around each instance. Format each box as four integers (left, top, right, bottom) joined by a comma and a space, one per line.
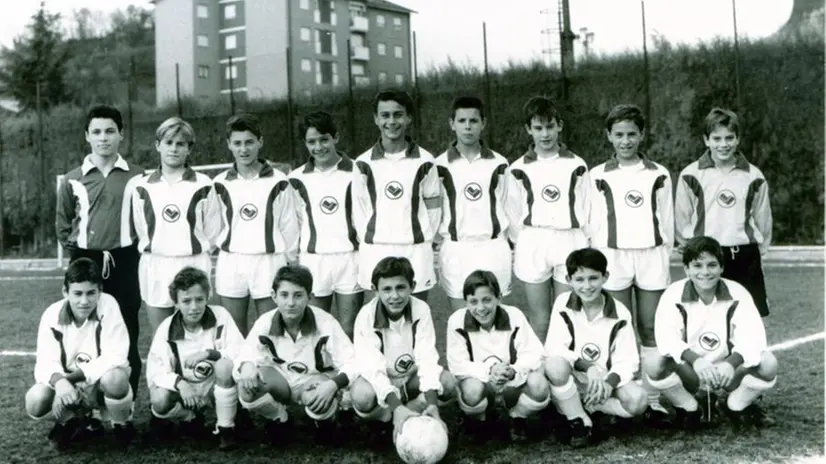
367, 0, 417, 14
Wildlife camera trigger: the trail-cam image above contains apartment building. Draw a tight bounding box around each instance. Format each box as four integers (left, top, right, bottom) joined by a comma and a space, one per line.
153, 0, 414, 105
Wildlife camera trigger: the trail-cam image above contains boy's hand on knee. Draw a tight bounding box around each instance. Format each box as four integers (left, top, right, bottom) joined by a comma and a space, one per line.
715, 362, 735, 389
692, 358, 718, 389
183, 350, 210, 369
237, 363, 259, 397
178, 381, 200, 410
392, 405, 418, 437
52, 379, 79, 418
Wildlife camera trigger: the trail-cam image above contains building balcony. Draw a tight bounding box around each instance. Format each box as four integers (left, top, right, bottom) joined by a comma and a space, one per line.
351, 45, 369, 61
350, 15, 368, 33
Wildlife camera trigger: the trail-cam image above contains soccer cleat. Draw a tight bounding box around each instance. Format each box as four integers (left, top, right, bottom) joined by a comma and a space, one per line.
743, 403, 775, 428
47, 418, 84, 451
112, 422, 136, 446
673, 407, 703, 431
83, 417, 105, 440
145, 417, 176, 444
314, 420, 343, 445
265, 419, 290, 445
508, 418, 530, 442
216, 426, 237, 451
643, 406, 672, 428
567, 417, 592, 449
179, 414, 208, 440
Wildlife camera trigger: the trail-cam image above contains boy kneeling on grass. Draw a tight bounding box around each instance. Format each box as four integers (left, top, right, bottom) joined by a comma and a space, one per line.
26, 258, 135, 451
146, 267, 245, 450
543, 248, 647, 448
644, 236, 778, 430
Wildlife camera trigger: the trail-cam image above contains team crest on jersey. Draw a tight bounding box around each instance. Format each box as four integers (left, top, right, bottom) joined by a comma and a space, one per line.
74, 352, 92, 365
716, 190, 737, 208
240, 203, 259, 220
464, 182, 483, 201
287, 362, 309, 374
162, 205, 181, 222
385, 181, 404, 200
192, 361, 214, 381
394, 354, 416, 373
699, 332, 721, 351
580, 343, 601, 362
624, 190, 644, 208
319, 196, 339, 214
541, 185, 561, 202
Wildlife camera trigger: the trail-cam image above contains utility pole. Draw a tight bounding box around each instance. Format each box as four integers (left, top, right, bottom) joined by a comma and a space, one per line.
559, 0, 577, 75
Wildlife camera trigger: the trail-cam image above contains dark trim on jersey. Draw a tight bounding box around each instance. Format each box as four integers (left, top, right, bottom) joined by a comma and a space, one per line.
522, 143, 576, 164
146, 166, 197, 183
224, 159, 275, 181
463, 306, 511, 332
57, 301, 100, 325
725, 301, 740, 355
605, 319, 628, 371
167, 340, 184, 376
264, 180, 291, 253
373, 300, 413, 329
258, 336, 286, 364
595, 179, 618, 248
680, 280, 734, 303
357, 161, 379, 244
744, 178, 766, 243
437, 165, 459, 241
344, 184, 359, 250
681, 175, 706, 238
186, 185, 212, 255
370, 137, 421, 159
445, 141, 495, 162
290, 178, 319, 253
508, 327, 519, 364
650, 174, 667, 246
602, 154, 658, 172
568, 165, 586, 228
559, 312, 576, 351
565, 291, 619, 319
314, 336, 335, 372
167, 306, 218, 341
409, 162, 434, 244
455, 328, 474, 361
51, 328, 70, 373
697, 151, 750, 171
375, 331, 385, 354
411, 319, 420, 350
269, 308, 318, 337
509, 169, 535, 226
675, 304, 688, 343
94, 322, 102, 358
136, 186, 156, 253
214, 183, 234, 252
488, 163, 507, 239
301, 152, 354, 173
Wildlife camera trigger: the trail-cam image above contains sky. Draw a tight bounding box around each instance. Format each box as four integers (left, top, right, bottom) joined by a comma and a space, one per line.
0, 0, 796, 71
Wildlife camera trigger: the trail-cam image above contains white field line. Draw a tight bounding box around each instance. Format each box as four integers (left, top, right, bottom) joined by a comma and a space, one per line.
1, 331, 823, 359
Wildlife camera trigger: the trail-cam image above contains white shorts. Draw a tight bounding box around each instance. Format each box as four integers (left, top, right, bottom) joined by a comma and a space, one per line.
573, 370, 632, 391
513, 227, 588, 284
215, 252, 287, 300
299, 251, 361, 297
271, 367, 339, 405
358, 242, 436, 294
438, 238, 513, 299
601, 246, 671, 291
139, 253, 212, 308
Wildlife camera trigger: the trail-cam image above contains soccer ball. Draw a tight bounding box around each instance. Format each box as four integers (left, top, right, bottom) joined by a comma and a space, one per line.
394, 415, 449, 464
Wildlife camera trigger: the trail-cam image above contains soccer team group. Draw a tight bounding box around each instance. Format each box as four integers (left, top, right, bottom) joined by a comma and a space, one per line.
27, 89, 778, 456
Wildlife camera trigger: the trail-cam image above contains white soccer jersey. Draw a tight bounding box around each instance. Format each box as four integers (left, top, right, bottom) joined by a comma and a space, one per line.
288, 155, 359, 254
655, 278, 767, 368
545, 291, 639, 387
435, 143, 510, 242
234, 306, 359, 381
353, 297, 443, 406
127, 168, 215, 256
505, 145, 592, 238
590, 156, 674, 250
146, 305, 244, 391
34, 293, 129, 386
352, 139, 441, 245
446, 304, 543, 387
209, 161, 300, 255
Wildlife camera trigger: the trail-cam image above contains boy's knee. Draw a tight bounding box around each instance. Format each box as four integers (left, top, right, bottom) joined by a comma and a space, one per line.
214, 358, 235, 386
525, 371, 550, 400
439, 371, 458, 399
620, 384, 648, 416
757, 351, 778, 379
150, 387, 178, 415
459, 378, 487, 406
100, 368, 131, 399
349, 377, 378, 411
543, 356, 572, 385
642, 352, 670, 380
25, 384, 54, 419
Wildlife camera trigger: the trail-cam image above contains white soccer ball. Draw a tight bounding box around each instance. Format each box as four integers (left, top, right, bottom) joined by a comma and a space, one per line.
394, 415, 449, 464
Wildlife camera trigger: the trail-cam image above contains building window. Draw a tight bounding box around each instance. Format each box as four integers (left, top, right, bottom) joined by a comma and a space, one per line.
197, 5, 208, 18
315, 0, 337, 25
316, 30, 337, 56
376, 14, 385, 27
377, 43, 386, 56
301, 59, 312, 72
395, 74, 404, 84
394, 45, 403, 58
225, 34, 237, 50
300, 0, 309, 10
224, 4, 236, 19
225, 64, 238, 80
300, 27, 311, 41
316, 60, 339, 85
197, 34, 209, 47
198, 65, 209, 79
393, 17, 402, 27
378, 72, 387, 83
352, 63, 365, 76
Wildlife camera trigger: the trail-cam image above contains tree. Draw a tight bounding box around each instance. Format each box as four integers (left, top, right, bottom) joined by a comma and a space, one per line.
0, 2, 72, 111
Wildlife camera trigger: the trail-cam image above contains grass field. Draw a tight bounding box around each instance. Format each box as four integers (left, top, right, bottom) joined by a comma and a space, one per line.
0, 265, 823, 464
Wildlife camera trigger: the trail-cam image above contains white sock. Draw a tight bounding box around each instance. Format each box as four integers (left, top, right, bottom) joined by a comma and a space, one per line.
509, 392, 551, 419
104, 388, 133, 425
152, 402, 196, 422
240, 393, 288, 423
458, 396, 488, 419
727, 375, 776, 411
588, 398, 633, 418
214, 385, 238, 428
647, 373, 698, 412
353, 403, 392, 422
640, 347, 665, 410
550, 378, 592, 427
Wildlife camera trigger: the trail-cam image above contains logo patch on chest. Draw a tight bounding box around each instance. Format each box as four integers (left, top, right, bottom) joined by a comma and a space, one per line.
716, 190, 737, 208
319, 196, 339, 214
162, 205, 181, 222
541, 185, 561, 202
287, 362, 309, 374
699, 332, 721, 351
192, 361, 215, 381
464, 182, 483, 201
74, 352, 92, 365
624, 190, 644, 208
394, 353, 415, 373
580, 343, 601, 362
385, 181, 404, 199
240, 203, 259, 220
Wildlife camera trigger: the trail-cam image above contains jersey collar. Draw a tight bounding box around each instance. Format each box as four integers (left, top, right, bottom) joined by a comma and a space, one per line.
81, 154, 131, 176
372, 299, 413, 329
270, 307, 318, 337
57, 301, 100, 325
463, 305, 511, 332
146, 166, 198, 184
445, 141, 495, 162
224, 159, 275, 180
681, 279, 734, 303
522, 143, 575, 164
565, 291, 618, 319
370, 137, 421, 160
301, 152, 354, 173
167, 306, 218, 340
603, 153, 658, 172
697, 151, 751, 171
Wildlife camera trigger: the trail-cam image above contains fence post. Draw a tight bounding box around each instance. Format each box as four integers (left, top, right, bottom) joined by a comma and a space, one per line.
175, 63, 182, 117
731, 0, 742, 110
229, 55, 236, 114
641, 0, 651, 136
347, 39, 356, 154
412, 31, 420, 142
483, 22, 493, 147
127, 55, 135, 158
286, 47, 296, 167
37, 81, 47, 252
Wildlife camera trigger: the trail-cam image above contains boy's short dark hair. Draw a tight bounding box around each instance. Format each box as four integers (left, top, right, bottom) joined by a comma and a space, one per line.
565, 248, 609, 277
452, 96, 485, 120
523, 96, 561, 127
681, 236, 725, 267
226, 113, 263, 139
298, 111, 338, 140
462, 270, 502, 300
371, 256, 415, 289
272, 265, 314, 295
64, 258, 103, 290
168, 267, 211, 304
605, 104, 646, 132
373, 89, 415, 115
704, 107, 740, 137
85, 105, 124, 132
